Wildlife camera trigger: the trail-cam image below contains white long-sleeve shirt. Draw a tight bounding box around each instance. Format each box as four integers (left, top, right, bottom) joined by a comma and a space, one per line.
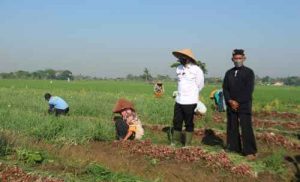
175, 64, 204, 105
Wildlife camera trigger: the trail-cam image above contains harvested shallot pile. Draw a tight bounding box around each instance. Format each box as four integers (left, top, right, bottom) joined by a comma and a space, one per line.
0, 163, 64, 182
113, 140, 255, 177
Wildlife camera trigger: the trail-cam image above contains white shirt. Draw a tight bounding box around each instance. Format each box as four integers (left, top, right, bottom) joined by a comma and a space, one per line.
175, 64, 204, 104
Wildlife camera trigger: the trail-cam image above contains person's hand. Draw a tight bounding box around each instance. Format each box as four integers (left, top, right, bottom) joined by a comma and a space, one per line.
229, 100, 239, 111
127, 116, 134, 123
194, 112, 204, 120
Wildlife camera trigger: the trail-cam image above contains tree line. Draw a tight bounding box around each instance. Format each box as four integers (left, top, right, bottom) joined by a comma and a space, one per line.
1, 68, 299, 86
0, 69, 73, 80
206, 76, 300, 86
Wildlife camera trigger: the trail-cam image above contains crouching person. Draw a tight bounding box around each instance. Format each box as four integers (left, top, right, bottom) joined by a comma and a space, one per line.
210, 89, 226, 112
44, 93, 69, 116
112, 98, 144, 141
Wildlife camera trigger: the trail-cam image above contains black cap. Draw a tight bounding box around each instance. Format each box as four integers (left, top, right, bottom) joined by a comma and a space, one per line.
232, 49, 245, 56
44, 93, 51, 100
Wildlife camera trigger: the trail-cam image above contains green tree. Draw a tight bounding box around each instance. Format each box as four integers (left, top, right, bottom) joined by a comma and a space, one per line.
283, 76, 300, 86
156, 74, 171, 81
15, 70, 31, 79
261, 76, 272, 84
170, 60, 208, 74
141, 68, 152, 81
56, 70, 73, 80
45, 69, 56, 79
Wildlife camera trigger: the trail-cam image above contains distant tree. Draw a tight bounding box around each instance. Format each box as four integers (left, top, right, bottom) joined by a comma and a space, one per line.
0, 69, 76, 80
283, 76, 300, 86
44, 69, 56, 79
261, 76, 272, 84
0, 72, 15, 79
206, 77, 222, 84
126, 74, 134, 80
170, 62, 180, 68
32, 70, 46, 79
255, 74, 261, 84
56, 70, 73, 80
156, 74, 171, 81
141, 68, 152, 81
170, 60, 208, 74
15, 70, 31, 79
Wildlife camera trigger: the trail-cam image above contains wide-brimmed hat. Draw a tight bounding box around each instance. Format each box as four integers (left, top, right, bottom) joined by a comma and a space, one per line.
112, 98, 135, 113
156, 81, 163, 85
172, 49, 197, 63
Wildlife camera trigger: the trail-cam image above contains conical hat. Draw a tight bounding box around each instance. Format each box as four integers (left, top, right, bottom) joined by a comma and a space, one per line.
112, 98, 135, 113
156, 80, 163, 85
172, 49, 197, 63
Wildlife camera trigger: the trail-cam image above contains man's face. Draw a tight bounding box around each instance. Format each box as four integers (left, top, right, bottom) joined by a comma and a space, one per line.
178, 56, 192, 66
232, 54, 245, 67
178, 57, 187, 65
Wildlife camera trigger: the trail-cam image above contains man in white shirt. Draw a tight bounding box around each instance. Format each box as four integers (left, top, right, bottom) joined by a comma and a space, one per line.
172, 49, 204, 146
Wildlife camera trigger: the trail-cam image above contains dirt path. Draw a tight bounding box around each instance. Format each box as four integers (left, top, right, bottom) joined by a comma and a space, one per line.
213, 112, 300, 131
42, 141, 229, 182
144, 123, 300, 152
22, 140, 283, 182
253, 111, 300, 120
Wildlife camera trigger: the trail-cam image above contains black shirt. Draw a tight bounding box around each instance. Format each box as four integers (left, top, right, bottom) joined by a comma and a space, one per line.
223, 66, 254, 113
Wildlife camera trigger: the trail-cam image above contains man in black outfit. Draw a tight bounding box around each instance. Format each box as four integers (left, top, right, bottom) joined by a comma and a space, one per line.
223, 49, 257, 160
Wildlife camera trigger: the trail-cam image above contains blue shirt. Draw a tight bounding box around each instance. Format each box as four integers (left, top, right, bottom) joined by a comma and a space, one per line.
49, 96, 69, 110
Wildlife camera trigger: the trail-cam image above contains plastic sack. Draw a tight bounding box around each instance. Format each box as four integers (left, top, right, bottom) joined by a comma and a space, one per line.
194, 101, 207, 114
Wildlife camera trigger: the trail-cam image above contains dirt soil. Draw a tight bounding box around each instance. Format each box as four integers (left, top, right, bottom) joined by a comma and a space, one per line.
2, 111, 299, 182
18, 139, 284, 182
0, 162, 63, 182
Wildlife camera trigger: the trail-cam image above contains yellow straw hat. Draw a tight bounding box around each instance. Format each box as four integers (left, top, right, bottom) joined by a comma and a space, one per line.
172, 49, 197, 63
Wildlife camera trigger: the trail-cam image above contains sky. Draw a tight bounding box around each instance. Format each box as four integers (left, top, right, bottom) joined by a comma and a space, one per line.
0, 0, 299, 78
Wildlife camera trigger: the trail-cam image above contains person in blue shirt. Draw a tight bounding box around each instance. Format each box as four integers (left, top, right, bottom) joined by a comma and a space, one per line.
44, 93, 69, 116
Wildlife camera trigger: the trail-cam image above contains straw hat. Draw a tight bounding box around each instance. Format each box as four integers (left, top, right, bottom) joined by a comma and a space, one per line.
156, 81, 163, 85
172, 49, 197, 63
112, 98, 135, 113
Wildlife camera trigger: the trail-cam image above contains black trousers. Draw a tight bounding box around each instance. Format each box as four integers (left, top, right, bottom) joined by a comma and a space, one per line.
55, 107, 69, 116
114, 117, 134, 140
173, 102, 197, 132
226, 110, 257, 155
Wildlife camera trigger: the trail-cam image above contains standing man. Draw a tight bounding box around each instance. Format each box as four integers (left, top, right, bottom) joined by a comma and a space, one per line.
223, 49, 257, 160
172, 49, 204, 146
44, 93, 69, 116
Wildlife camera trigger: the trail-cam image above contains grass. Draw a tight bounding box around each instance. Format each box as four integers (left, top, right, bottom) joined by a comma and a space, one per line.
0, 79, 299, 144
0, 79, 298, 180
85, 163, 145, 182
262, 149, 288, 176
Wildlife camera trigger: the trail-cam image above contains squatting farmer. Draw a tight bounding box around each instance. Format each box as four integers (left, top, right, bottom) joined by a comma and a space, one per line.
154, 81, 164, 97
44, 93, 69, 116
223, 49, 257, 160
171, 49, 204, 146
112, 98, 144, 141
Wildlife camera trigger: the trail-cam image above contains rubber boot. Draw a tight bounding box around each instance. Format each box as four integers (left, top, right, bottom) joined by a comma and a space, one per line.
184, 132, 193, 146
171, 130, 182, 146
